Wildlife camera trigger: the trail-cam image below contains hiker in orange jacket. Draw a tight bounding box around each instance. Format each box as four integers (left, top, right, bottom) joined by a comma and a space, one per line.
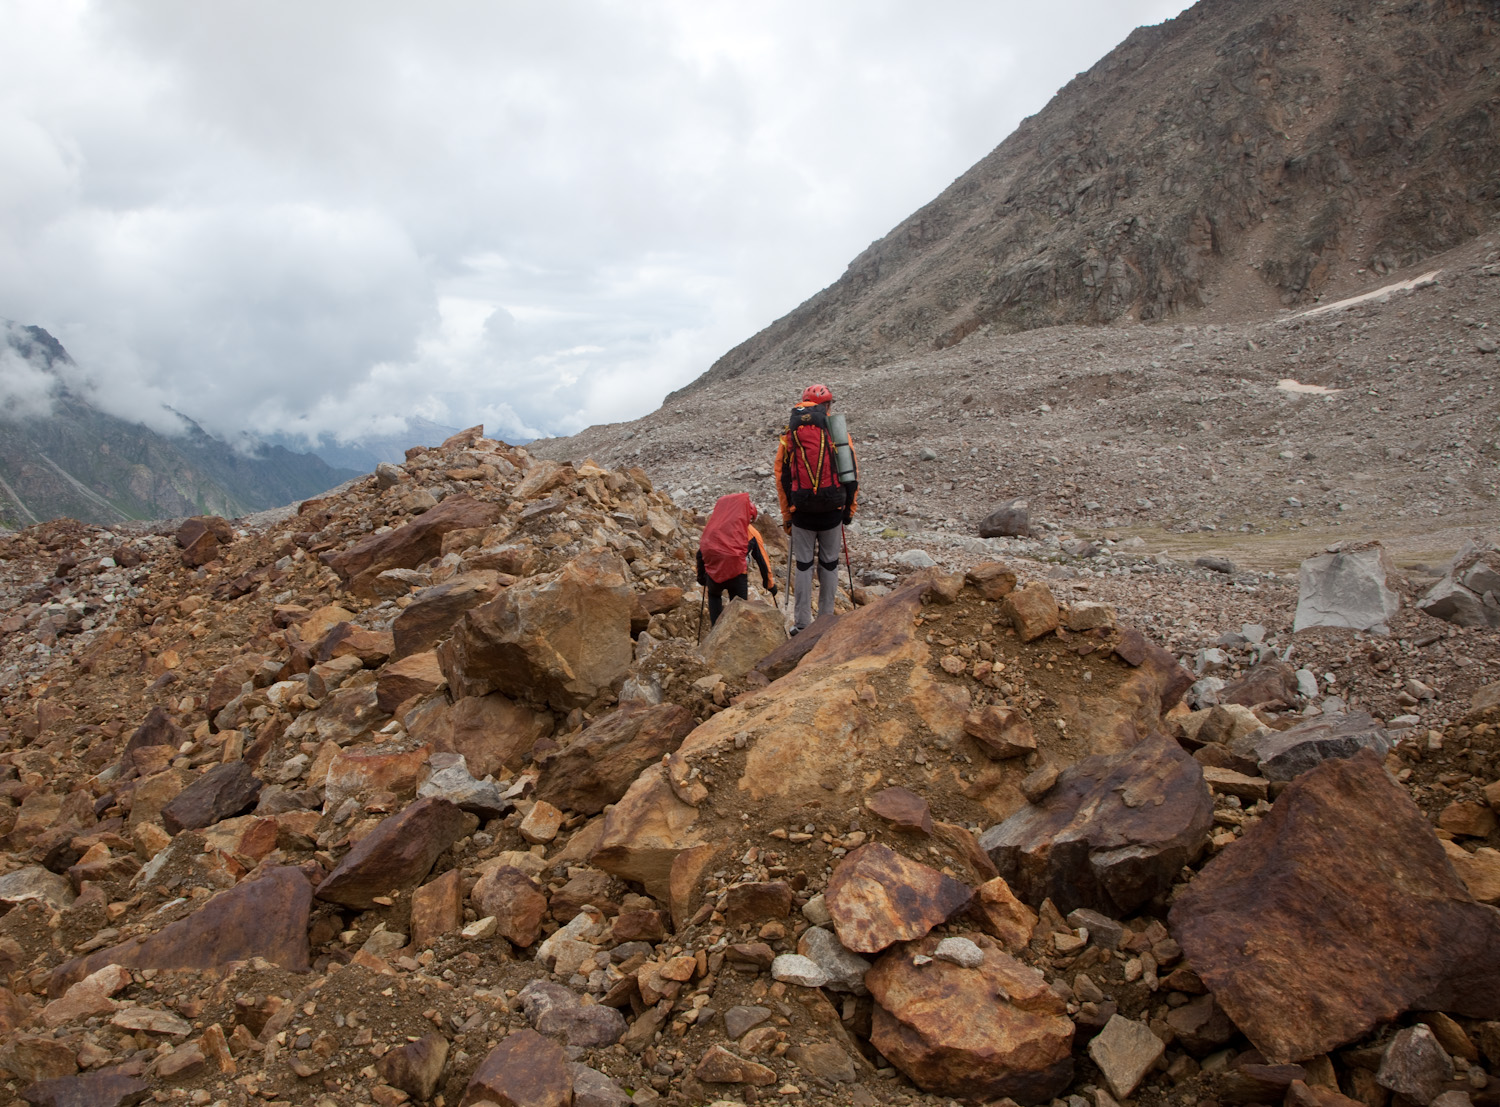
774, 383, 858, 632
696, 492, 776, 625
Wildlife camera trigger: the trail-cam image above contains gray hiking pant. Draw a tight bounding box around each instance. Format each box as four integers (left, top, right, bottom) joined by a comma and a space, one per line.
791, 525, 841, 630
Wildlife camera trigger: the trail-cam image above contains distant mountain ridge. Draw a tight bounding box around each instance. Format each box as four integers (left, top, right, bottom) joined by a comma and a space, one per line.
263, 417, 463, 475
0, 323, 359, 528
688, 0, 1500, 391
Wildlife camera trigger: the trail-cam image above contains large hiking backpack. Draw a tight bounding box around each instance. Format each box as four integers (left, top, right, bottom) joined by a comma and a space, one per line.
785, 405, 845, 513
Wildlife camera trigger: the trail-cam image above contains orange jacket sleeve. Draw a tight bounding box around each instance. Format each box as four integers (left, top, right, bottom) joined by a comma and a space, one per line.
773, 432, 791, 525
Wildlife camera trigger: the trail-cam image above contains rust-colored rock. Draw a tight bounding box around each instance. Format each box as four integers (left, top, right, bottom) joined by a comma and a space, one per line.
967, 877, 1039, 953
410, 869, 465, 950
825, 843, 972, 954
392, 571, 506, 660
0, 1037, 78, 1083
694, 1045, 778, 1086
177, 515, 232, 567
49, 866, 311, 996
865, 786, 935, 834
160, 761, 262, 834
461, 1028, 572, 1107
407, 692, 555, 780
697, 600, 788, 680
324, 495, 502, 595
1169, 750, 1500, 1063
377, 650, 447, 714
981, 734, 1212, 915
966, 561, 1018, 600
206, 654, 265, 721
438, 550, 634, 711
315, 622, 394, 667
866, 933, 1074, 1103
472, 864, 549, 948
964, 705, 1037, 760
377, 1034, 450, 1101
316, 797, 468, 909
722, 881, 793, 927
535, 702, 697, 816
590, 764, 709, 907
1001, 581, 1060, 642
322, 745, 431, 813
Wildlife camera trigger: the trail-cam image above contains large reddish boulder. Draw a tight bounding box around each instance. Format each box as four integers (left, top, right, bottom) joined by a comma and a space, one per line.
534, 702, 697, 815
160, 761, 262, 834
461, 1028, 572, 1107
866, 933, 1073, 1103
825, 843, 972, 955
377, 651, 447, 714
177, 515, 233, 567
48, 867, 311, 996
1170, 750, 1500, 1063
316, 797, 469, 909
405, 692, 555, 780
323, 495, 502, 595
391, 571, 506, 659
980, 734, 1212, 915
437, 551, 635, 711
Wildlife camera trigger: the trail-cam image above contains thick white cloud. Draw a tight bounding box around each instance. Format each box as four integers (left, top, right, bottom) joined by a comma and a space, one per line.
0, 0, 1191, 445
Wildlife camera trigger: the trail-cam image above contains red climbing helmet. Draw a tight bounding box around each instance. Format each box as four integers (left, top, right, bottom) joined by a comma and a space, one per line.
801, 383, 833, 405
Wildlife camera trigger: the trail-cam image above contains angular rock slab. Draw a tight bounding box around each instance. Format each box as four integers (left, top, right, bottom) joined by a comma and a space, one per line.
324, 494, 501, 594
377, 1034, 449, 1101
1169, 750, 1500, 1063
1230, 710, 1391, 782
49, 866, 311, 997
392, 571, 506, 659
1293, 543, 1400, 634
535, 701, 697, 816
461, 1028, 572, 1107
439, 550, 634, 711
160, 760, 263, 834
980, 734, 1212, 915
825, 842, 972, 954
865, 933, 1073, 1103
316, 797, 468, 909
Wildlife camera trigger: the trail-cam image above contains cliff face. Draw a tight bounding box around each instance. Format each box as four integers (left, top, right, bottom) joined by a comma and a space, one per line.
0, 324, 356, 527
691, 0, 1500, 389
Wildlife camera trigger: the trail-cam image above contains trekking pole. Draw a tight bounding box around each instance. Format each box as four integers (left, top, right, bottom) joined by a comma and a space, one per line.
841, 524, 857, 602
696, 591, 705, 644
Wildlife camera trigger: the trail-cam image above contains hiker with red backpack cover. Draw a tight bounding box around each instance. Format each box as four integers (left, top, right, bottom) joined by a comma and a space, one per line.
774, 383, 859, 633
696, 492, 776, 626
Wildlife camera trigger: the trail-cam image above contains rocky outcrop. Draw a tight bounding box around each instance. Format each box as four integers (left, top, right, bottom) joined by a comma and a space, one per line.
1170, 750, 1500, 1063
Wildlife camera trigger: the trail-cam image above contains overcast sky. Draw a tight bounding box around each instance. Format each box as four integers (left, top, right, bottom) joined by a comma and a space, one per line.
0, 0, 1191, 447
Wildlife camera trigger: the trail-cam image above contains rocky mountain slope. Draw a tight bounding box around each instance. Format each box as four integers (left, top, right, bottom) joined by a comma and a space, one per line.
691, 0, 1500, 388
0, 324, 358, 530
0, 427, 1495, 1107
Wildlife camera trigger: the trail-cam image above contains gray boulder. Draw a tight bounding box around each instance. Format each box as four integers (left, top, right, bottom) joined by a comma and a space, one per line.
979, 499, 1030, 539
1417, 540, 1500, 628
1230, 710, 1390, 782
1293, 543, 1400, 634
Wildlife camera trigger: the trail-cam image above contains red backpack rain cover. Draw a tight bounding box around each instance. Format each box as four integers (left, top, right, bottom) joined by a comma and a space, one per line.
700, 493, 757, 584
